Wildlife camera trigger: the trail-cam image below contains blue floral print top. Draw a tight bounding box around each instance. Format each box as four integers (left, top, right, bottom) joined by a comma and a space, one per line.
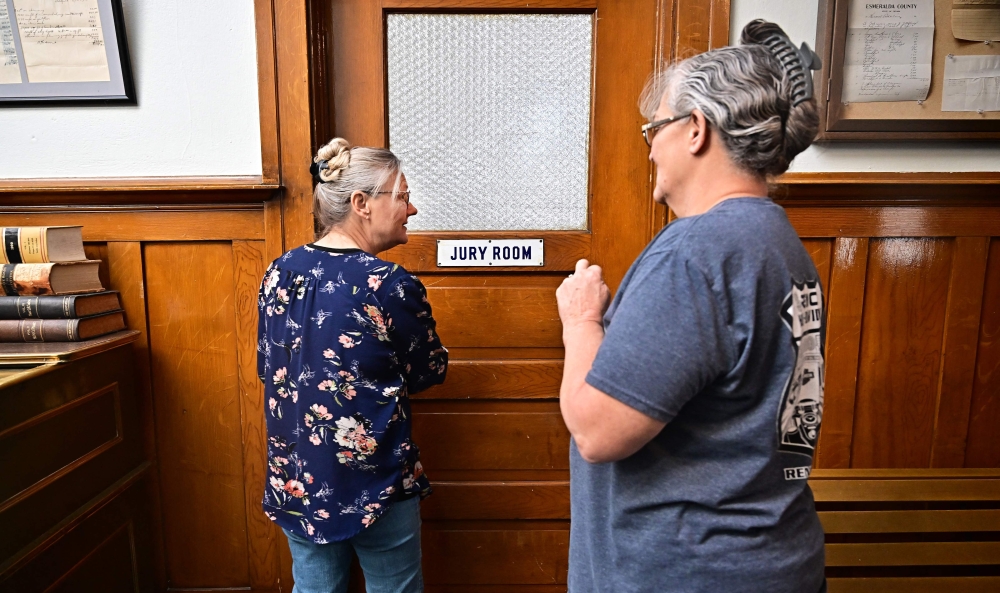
257, 244, 447, 543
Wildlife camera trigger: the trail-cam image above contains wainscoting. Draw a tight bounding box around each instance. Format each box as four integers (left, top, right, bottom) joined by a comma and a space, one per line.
778, 179, 1000, 470
2, 178, 999, 592
399, 181, 1000, 591
0, 196, 287, 592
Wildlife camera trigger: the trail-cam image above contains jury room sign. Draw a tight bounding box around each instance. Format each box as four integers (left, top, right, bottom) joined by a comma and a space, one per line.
436, 239, 544, 267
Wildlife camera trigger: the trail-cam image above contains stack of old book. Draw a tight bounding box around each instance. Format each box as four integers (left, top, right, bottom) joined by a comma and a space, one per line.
0, 226, 125, 343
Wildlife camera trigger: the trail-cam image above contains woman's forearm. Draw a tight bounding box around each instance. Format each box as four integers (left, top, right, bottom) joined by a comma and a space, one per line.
559, 319, 605, 444
559, 318, 668, 463
556, 260, 663, 463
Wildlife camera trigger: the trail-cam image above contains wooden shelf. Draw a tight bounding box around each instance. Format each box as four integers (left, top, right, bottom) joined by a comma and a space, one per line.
0, 177, 281, 206
772, 172, 1000, 203
0, 330, 140, 366
777, 172, 1000, 185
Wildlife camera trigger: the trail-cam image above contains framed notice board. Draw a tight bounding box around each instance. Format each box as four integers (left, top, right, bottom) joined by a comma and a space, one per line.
0, 0, 135, 106
816, 0, 1000, 140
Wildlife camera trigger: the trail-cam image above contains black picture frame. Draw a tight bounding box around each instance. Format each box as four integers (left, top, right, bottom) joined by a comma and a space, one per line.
815, 0, 1000, 141
0, 0, 136, 107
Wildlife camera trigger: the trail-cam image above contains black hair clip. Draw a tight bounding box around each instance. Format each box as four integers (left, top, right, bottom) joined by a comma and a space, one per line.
762, 34, 823, 107
310, 160, 329, 183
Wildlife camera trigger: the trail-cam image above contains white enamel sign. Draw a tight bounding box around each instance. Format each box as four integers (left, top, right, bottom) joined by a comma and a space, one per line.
437, 239, 544, 267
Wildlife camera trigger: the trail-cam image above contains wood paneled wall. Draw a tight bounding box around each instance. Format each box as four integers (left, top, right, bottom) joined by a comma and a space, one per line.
8, 187, 995, 587
775, 184, 1000, 471
0, 202, 289, 592
403, 186, 1000, 591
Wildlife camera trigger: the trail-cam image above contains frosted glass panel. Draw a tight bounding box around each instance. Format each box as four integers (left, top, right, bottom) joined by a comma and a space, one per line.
387, 14, 593, 231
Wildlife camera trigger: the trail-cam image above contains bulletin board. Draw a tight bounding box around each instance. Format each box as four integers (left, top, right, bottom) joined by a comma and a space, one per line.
816, 0, 1000, 140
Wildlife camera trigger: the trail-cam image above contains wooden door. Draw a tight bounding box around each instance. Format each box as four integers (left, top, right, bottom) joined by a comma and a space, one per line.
321, 0, 727, 589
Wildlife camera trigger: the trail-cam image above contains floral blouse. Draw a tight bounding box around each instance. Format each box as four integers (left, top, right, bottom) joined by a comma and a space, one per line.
257, 244, 447, 543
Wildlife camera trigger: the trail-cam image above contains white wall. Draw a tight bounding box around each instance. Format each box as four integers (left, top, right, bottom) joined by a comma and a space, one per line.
730, 0, 1000, 172
0, 0, 262, 179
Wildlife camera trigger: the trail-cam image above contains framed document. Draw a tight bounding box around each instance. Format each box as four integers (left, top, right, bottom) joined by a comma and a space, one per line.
816, 0, 1000, 141
0, 0, 135, 106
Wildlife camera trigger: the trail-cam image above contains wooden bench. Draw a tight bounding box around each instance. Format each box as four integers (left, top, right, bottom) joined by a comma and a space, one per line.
810, 469, 1000, 593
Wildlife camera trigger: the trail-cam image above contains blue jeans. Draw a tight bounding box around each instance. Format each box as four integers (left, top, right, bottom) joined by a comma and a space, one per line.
283, 496, 423, 593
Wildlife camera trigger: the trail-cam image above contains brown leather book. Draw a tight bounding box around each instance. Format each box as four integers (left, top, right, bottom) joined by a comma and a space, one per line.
0, 261, 104, 296
0, 310, 126, 342
0, 291, 121, 319
1, 226, 86, 264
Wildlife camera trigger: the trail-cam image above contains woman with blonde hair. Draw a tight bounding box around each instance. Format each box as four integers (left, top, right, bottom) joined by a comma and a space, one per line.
557, 20, 827, 592
257, 138, 447, 592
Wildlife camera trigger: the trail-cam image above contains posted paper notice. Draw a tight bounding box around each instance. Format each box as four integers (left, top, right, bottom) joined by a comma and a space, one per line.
942, 54, 1000, 111
843, 0, 935, 103
952, 0, 1000, 42
12, 0, 110, 83
0, 1, 21, 84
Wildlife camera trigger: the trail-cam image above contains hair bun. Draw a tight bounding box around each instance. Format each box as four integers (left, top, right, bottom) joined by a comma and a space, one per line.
739, 19, 820, 168
314, 138, 352, 183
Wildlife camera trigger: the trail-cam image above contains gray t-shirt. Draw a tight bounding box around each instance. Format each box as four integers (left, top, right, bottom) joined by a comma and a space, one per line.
571, 198, 826, 593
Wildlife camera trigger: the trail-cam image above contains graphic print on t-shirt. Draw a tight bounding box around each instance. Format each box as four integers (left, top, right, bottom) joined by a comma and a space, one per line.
777, 279, 825, 461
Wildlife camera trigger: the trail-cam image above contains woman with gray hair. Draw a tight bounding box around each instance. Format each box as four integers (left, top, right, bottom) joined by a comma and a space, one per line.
257, 138, 447, 592
556, 20, 826, 592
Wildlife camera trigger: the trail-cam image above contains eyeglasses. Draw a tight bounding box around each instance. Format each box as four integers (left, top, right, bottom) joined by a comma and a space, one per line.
373, 190, 410, 205
640, 113, 692, 146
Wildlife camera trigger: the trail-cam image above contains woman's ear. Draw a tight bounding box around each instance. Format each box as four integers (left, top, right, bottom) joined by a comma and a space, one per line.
350, 190, 371, 220
688, 109, 710, 155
